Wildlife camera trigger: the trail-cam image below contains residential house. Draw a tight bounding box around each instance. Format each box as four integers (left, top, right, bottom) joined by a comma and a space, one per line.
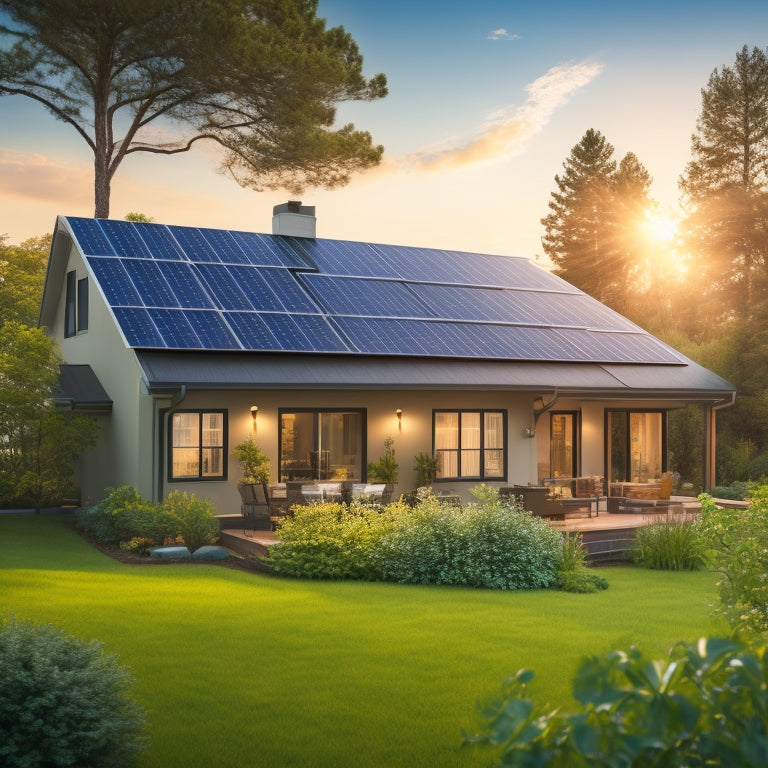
39, 203, 735, 512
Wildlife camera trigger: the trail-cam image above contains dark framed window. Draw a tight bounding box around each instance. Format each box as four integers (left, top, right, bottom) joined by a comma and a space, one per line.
64, 271, 77, 337
279, 408, 366, 482
77, 277, 89, 332
606, 409, 667, 483
550, 411, 579, 478
169, 410, 227, 481
433, 409, 506, 480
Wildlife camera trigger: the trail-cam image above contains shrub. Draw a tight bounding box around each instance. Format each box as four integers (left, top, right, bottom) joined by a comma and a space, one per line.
699, 486, 768, 635
267, 500, 407, 579
465, 636, 768, 767
160, 490, 219, 554
367, 435, 398, 482
76, 486, 158, 544
710, 481, 750, 500
632, 514, 708, 571
376, 490, 563, 589
119, 537, 156, 556
0, 617, 145, 768
552, 532, 608, 593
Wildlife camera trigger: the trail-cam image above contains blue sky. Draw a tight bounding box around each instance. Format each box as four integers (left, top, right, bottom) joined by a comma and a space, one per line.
1, 1, 767, 260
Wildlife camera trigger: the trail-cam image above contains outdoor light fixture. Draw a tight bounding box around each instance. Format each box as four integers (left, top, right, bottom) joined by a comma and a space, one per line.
396, 408, 402, 431
250, 405, 258, 431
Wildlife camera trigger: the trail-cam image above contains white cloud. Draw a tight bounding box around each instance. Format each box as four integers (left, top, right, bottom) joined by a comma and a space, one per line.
488, 28, 520, 41
407, 60, 604, 173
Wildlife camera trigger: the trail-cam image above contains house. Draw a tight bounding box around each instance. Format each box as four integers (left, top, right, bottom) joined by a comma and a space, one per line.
39, 203, 735, 512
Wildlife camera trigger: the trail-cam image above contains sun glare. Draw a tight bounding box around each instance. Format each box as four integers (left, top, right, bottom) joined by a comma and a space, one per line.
643, 208, 679, 244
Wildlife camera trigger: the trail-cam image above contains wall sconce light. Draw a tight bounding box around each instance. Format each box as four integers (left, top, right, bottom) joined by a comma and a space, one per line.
396, 408, 402, 431
250, 405, 258, 431
522, 426, 536, 439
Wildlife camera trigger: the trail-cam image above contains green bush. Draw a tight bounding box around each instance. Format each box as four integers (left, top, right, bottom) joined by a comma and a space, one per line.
268, 500, 408, 579
160, 490, 219, 554
632, 515, 708, 571
376, 490, 563, 589
553, 533, 608, 593
465, 636, 768, 767
710, 481, 750, 500
0, 617, 145, 768
699, 486, 768, 635
76, 486, 159, 544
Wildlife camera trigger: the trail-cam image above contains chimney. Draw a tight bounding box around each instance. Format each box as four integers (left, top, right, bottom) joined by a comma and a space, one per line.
271, 200, 316, 238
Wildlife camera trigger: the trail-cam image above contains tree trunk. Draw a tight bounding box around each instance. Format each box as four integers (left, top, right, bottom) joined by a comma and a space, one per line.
93, 156, 111, 219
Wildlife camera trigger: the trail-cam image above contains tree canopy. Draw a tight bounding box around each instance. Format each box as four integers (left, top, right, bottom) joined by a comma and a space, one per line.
0, 0, 388, 217
0, 233, 50, 326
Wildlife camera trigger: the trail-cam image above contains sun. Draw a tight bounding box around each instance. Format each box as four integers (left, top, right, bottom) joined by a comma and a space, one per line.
642, 207, 679, 244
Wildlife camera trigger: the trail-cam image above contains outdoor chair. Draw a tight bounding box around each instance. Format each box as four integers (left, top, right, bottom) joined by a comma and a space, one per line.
238, 482, 270, 535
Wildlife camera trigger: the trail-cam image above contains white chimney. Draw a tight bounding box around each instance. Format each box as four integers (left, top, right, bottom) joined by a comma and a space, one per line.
271, 200, 316, 238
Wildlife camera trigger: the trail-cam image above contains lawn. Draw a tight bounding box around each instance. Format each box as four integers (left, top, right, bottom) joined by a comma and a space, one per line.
1, 513, 724, 768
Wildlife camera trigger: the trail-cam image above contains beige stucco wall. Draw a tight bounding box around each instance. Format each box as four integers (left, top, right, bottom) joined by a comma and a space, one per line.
45, 240, 153, 505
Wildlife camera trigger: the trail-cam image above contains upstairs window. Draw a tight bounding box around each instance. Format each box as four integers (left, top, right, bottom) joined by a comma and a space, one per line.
77, 277, 89, 332
64, 271, 88, 336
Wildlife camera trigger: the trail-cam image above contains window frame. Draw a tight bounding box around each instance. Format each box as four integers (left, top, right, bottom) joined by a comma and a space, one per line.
64, 270, 77, 338
432, 409, 507, 482
278, 407, 367, 482
168, 409, 228, 482
604, 408, 667, 483
77, 277, 89, 332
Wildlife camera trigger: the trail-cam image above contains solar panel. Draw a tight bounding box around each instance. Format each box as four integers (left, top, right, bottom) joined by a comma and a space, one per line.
71, 216, 683, 365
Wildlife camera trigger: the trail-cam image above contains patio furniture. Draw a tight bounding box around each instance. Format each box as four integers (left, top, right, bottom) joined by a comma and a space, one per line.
238, 483, 270, 535
541, 476, 603, 518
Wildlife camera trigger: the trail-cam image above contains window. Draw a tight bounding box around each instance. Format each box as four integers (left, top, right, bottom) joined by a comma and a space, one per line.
550, 412, 578, 478
279, 409, 365, 481
77, 277, 89, 332
169, 410, 227, 480
64, 271, 88, 336
606, 410, 666, 483
434, 410, 506, 480
65, 271, 77, 337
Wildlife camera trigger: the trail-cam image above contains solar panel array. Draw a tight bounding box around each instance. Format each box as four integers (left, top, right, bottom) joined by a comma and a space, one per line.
65, 216, 682, 364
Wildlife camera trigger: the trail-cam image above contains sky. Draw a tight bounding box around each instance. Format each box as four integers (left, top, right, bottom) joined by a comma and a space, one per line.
1, 0, 767, 261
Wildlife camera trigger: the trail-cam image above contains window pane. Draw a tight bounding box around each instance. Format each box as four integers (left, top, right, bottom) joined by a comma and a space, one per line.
631, 412, 663, 481
550, 413, 574, 478
461, 449, 480, 476
201, 448, 223, 477
437, 450, 458, 479
484, 412, 504, 448
65, 271, 76, 338
461, 412, 480, 449
435, 412, 458, 449
281, 412, 314, 480
77, 277, 89, 332
173, 447, 200, 478
484, 449, 504, 477
173, 413, 199, 447
202, 412, 223, 447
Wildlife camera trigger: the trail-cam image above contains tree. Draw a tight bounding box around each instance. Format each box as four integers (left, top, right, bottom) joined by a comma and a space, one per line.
541, 129, 653, 312
0, 233, 50, 326
680, 45, 768, 319
0, 322, 98, 509
0, 0, 387, 218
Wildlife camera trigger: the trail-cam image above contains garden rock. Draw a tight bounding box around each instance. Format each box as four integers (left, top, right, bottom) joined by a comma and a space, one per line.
192, 545, 231, 561
150, 546, 191, 561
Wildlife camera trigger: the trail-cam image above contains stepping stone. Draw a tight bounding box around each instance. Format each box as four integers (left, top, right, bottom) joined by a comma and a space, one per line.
192, 545, 231, 560
150, 546, 191, 561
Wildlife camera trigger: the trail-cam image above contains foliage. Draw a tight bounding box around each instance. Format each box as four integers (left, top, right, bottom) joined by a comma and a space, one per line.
233, 436, 271, 484
413, 450, 439, 487
667, 404, 704, 492
632, 515, 709, 571
77, 486, 217, 553
0, 321, 98, 509
465, 636, 768, 767
553, 531, 609, 593
0, 233, 50, 326
375, 490, 564, 590
0, 616, 145, 768
541, 129, 652, 313
76, 486, 162, 544
367, 434, 398, 482
267, 500, 408, 580
699, 487, 768, 635
0, 0, 387, 217
120, 537, 156, 556
160, 490, 219, 553
710, 481, 750, 500
124, 212, 154, 222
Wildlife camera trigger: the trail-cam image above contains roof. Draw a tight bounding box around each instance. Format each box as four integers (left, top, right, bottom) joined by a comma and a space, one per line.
47, 215, 685, 366
40, 215, 735, 401
54, 364, 113, 411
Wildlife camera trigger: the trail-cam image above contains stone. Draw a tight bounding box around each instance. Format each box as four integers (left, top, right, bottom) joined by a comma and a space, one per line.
192, 545, 231, 561
150, 546, 191, 561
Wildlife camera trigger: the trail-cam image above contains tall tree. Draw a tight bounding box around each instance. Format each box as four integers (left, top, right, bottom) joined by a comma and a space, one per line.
680, 45, 768, 318
541, 129, 652, 312
0, 0, 388, 218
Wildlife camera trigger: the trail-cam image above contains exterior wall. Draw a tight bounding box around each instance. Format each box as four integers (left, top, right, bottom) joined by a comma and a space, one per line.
45, 241, 151, 505
161, 388, 542, 515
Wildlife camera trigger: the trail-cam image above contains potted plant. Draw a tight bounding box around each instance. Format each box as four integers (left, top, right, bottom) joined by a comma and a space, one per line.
414, 451, 438, 488
233, 437, 270, 485
367, 435, 398, 503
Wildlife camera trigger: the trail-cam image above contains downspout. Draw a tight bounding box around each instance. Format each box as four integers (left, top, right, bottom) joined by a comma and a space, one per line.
533, 388, 560, 428
152, 386, 187, 502
706, 392, 736, 491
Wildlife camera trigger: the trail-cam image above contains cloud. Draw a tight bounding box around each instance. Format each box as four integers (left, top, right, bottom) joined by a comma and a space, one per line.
488, 28, 520, 41
409, 60, 604, 173
0, 149, 92, 205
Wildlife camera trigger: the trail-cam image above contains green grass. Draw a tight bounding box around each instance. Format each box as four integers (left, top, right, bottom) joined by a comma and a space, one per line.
1, 514, 724, 768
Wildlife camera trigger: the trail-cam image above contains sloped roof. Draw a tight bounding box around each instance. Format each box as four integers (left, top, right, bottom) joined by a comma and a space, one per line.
48, 215, 690, 367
